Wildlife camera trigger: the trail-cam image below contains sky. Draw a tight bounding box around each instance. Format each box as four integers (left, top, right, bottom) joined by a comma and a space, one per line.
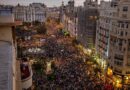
0, 0, 110, 7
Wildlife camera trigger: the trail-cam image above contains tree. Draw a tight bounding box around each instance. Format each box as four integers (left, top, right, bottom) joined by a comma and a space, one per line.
47, 18, 51, 22
33, 20, 41, 25
55, 18, 60, 24
23, 22, 31, 26
72, 38, 80, 45
32, 62, 43, 71
32, 58, 46, 74
37, 23, 47, 34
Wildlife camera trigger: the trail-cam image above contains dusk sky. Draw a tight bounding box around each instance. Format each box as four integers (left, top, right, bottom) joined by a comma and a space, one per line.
0, 0, 110, 7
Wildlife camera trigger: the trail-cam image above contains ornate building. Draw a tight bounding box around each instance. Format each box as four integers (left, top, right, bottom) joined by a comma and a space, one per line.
60, 0, 78, 37
96, 0, 130, 88
14, 3, 47, 22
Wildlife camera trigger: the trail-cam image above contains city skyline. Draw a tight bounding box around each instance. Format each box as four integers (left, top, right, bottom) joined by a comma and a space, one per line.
0, 0, 110, 7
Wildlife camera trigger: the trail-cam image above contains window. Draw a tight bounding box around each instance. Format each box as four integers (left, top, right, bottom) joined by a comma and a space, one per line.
122, 14, 127, 18
120, 31, 123, 36
123, 6, 128, 12
126, 32, 127, 36
114, 54, 123, 61
128, 40, 130, 51
118, 23, 120, 27
124, 48, 126, 51
128, 40, 130, 45
126, 71, 130, 74
126, 23, 129, 28
128, 46, 130, 51
114, 68, 122, 73
121, 23, 125, 28
124, 40, 126, 43
114, 60, 123, 66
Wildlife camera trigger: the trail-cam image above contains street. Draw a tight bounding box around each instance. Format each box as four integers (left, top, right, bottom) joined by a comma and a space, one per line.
16, 19, 113, 90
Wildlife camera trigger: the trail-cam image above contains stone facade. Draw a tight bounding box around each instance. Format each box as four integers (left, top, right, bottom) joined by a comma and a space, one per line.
60, 0, 78, 37
96, 0, 130, 86
13, 3, 47, 22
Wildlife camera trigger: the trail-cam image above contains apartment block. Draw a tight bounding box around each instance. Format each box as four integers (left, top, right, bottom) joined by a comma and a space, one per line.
96, 0, 130, 87
77, 0, 98, 48
60, 0, 78, 37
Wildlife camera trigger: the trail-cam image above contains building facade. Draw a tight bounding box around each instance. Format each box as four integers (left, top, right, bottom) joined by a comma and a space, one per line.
0, 6, 33, 90
47, 7, 60, 19
109, 0, 130, 82
0, 6, 22, 90
14, 3, 47, 22
77, 0, 98, 48
96, 0, 130, 87
95, 1, 114, 68
60, 0, 78, 37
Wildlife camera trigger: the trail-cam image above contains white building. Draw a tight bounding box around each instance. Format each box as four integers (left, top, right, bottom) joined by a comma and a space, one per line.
47, 7, 60, 19
96, 0, 130, 88
61, 0, 78, 37
95, 1, 114, 68
14, 3, 47, 22
109, 0, 130, 80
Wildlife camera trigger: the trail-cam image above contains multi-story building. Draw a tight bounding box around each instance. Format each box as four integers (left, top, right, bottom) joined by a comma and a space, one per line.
95, 1, 114, 68
47, 7, 60, 19
59, 1, 65, 23
0, 6, 33, 90
0, 6, 22, 90
109, 0, 130, 85
77, 0, 98, 48
60, 0, 78, 37
14, 3, 47, 22
96, 0, 130, 88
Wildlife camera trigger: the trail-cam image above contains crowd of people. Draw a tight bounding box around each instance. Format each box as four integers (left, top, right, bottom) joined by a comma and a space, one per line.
17, 23, 114, 90
33, 53, 114, 90
32, 34, 114, 90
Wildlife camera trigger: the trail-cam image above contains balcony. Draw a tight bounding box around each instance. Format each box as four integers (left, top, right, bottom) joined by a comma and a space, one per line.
114, 56, 123, 61
114, 60, 123, 67
15, 60, 22, 90
113, 69, 122, 75
110, 31, 117, 37
20, 60, 32, 89
127, 63, 130, 67
113, 67, 123, 75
